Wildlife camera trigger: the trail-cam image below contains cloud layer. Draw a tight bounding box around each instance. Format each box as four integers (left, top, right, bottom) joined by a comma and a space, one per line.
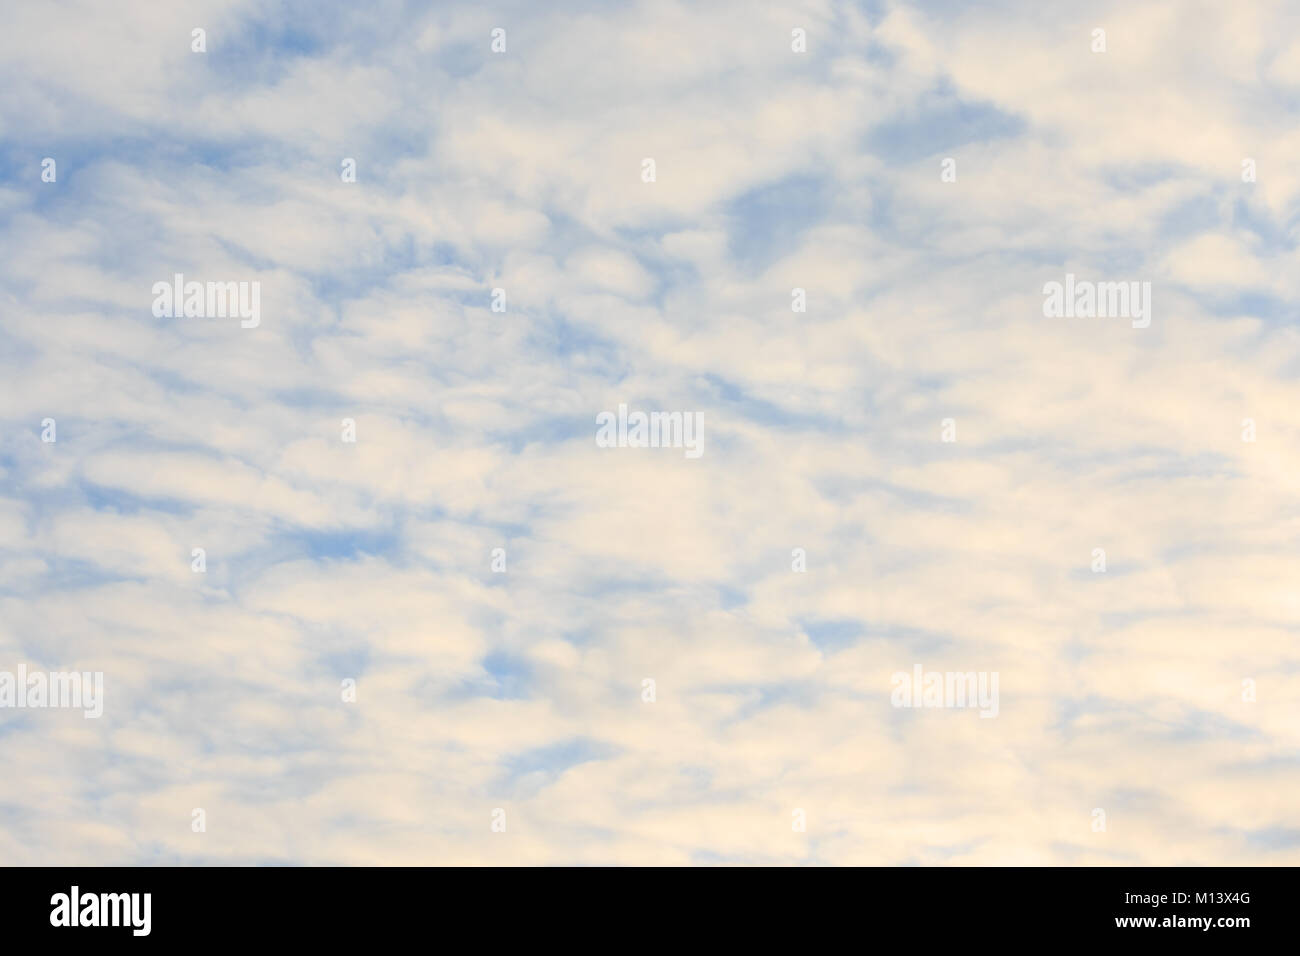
1, 0, 1298, 864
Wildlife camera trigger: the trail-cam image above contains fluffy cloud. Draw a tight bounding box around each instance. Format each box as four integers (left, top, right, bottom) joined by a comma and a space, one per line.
0, 0, 1296, 864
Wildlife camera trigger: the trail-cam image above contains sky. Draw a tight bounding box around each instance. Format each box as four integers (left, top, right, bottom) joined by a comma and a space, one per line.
0, 0, 1298, 865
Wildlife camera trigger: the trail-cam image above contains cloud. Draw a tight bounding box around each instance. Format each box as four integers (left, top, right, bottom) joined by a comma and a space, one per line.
0, 0, 1296, 865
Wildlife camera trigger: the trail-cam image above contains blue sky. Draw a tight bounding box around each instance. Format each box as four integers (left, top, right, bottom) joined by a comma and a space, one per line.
0, 0, 1298, 864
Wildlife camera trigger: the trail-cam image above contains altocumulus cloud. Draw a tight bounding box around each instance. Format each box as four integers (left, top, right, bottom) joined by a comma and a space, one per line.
0, 0, 1297, 864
